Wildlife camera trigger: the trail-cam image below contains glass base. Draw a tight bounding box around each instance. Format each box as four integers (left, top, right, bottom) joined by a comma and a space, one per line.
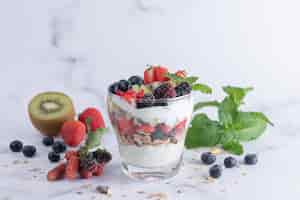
121, 155, 183, 181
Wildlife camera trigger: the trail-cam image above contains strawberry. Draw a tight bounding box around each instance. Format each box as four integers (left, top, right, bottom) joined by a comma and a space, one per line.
136, 89, 145, 99
117, 117, 134, 135
175, 118, 188, 136
157, 124, 172, 134
65, 154, 79, 180
136, 124, 155, 134
79, 108, 105, 131
80, 169, 93, 179
93, 164, 104, 176
47, 163, 66, 181
61, 121, 86, 147
144, 66, 155, 84
65, 150, 78, 160
175, 70, 186, 78
154, 66, 169, 82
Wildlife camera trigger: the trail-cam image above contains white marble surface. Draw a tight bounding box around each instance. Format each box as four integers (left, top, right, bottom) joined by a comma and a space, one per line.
1, 0, 300, 199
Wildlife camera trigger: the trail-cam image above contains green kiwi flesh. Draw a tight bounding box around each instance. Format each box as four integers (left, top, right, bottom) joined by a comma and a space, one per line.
28, 92, 75, 136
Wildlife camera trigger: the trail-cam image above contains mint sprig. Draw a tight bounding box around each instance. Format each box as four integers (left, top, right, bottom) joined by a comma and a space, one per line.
185, 86, 273, 155
166, 72, 212, 94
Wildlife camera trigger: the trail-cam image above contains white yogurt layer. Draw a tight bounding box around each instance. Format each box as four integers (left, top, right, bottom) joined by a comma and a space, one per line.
119, 139, 185, 167
110, 95, 193, 127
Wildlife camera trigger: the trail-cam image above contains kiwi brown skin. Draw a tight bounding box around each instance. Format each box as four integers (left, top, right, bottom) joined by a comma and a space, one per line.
29, 108, 75, 137
28, 92, 76, 137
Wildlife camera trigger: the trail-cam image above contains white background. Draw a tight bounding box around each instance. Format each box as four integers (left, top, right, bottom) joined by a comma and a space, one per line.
0, 0, 300, 199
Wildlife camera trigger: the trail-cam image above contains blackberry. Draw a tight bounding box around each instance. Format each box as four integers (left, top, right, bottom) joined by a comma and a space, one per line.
22, 145, 36, 158
52, 141, 66, 154
80, 153, 97, 171
94, 149, 112, 163
42, 136, 54, 146
224, 156, 237, 168
151, 130, 167, 141
175, 82, 192, 97
201, 152, 216, 165
128, 76, 143, 86
109, 82, 119, 94
48, 152, 60, 162
209, 164, 222, 178
9, 140, 23, 152
118, 80, 131, 92
153, 83, 176, 99
136, 94, 154, 109
244, 154, 258, 165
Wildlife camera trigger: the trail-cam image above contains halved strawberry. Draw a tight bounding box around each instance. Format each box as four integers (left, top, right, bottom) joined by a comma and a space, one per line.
117, 117, 135, 135
154, 66, 168, 82
144, 66, 155, 84
175, 118, 188, 130
80, 169, 93, 179
136, 124, 155, 134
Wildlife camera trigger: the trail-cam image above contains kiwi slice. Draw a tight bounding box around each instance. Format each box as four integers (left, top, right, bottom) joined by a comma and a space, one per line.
28, 92, 76, 137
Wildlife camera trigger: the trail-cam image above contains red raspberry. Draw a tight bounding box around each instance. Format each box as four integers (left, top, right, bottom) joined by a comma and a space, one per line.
80, 169, 93, 179
65, 154, 79, 180
61, 121, 86, 147
47, 163, 66, 181
79, 108, 105, 131
93, 164, 104, 176
175, 70, 187, 78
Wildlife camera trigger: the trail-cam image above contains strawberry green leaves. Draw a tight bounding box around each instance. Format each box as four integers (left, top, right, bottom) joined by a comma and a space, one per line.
185, 86, 273, 155
166, 72, 212, 94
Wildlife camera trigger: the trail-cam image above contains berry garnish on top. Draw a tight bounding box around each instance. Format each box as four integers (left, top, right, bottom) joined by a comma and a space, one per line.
108, 65, 212, 108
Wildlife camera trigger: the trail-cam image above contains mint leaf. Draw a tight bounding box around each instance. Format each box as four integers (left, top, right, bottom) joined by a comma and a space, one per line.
192, 83, 212, 94
166, 73, 184, 84
222, 86, 253, 106
218, 97, 238, 128
86, 128, 108, 150
185, 76, 199, 84
185, 114, 222, 148
223, 141, 244, 155
193, 101, 219, 112
233, 112, 268, 141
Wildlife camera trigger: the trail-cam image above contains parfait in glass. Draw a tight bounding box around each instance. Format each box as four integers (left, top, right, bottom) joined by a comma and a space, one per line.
107, 66, 194, 181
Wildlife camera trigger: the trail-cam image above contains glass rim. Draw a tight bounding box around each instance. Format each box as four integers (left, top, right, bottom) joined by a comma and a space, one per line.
107, 91, 192, 103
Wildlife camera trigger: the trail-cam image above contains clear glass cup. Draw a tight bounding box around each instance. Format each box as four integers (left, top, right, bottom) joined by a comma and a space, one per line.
107, 92, 193, 181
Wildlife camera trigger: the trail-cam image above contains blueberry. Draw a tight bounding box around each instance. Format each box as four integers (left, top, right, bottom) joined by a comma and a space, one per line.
209, 164, 222, 178
42, 137, 54, 146
175, 82, 192, 97
224, 156, 237, 168
52, 141, 66, 154
244, 154, 258, 165
136, 94, 154, 109
118, 80, 131, 92
48, 152, 60, 162
109, 82, 119, 94
151, 130, 167, 141
9, 140, 23, 152
201, 152, 216, 165
128, 76, 143, 86
22, 145, 36, 158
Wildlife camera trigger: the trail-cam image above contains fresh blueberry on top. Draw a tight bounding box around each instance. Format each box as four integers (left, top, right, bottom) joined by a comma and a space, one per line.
244, 154, 258, 165
224, 156, 237, 168
109, 82, 119, 94
52, 141, 67, 154
118, 80, 131, 92
209, 164, 222, 178
22, 145, 36, 158
201, 152, 216, 165
42, 136, 54, 146
48, 151, 60, 162
128, 76, 143, 86
9, 140, 23, 152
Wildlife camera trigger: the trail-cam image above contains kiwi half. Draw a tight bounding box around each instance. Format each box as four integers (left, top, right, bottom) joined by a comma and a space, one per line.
28, 92, 76, 137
